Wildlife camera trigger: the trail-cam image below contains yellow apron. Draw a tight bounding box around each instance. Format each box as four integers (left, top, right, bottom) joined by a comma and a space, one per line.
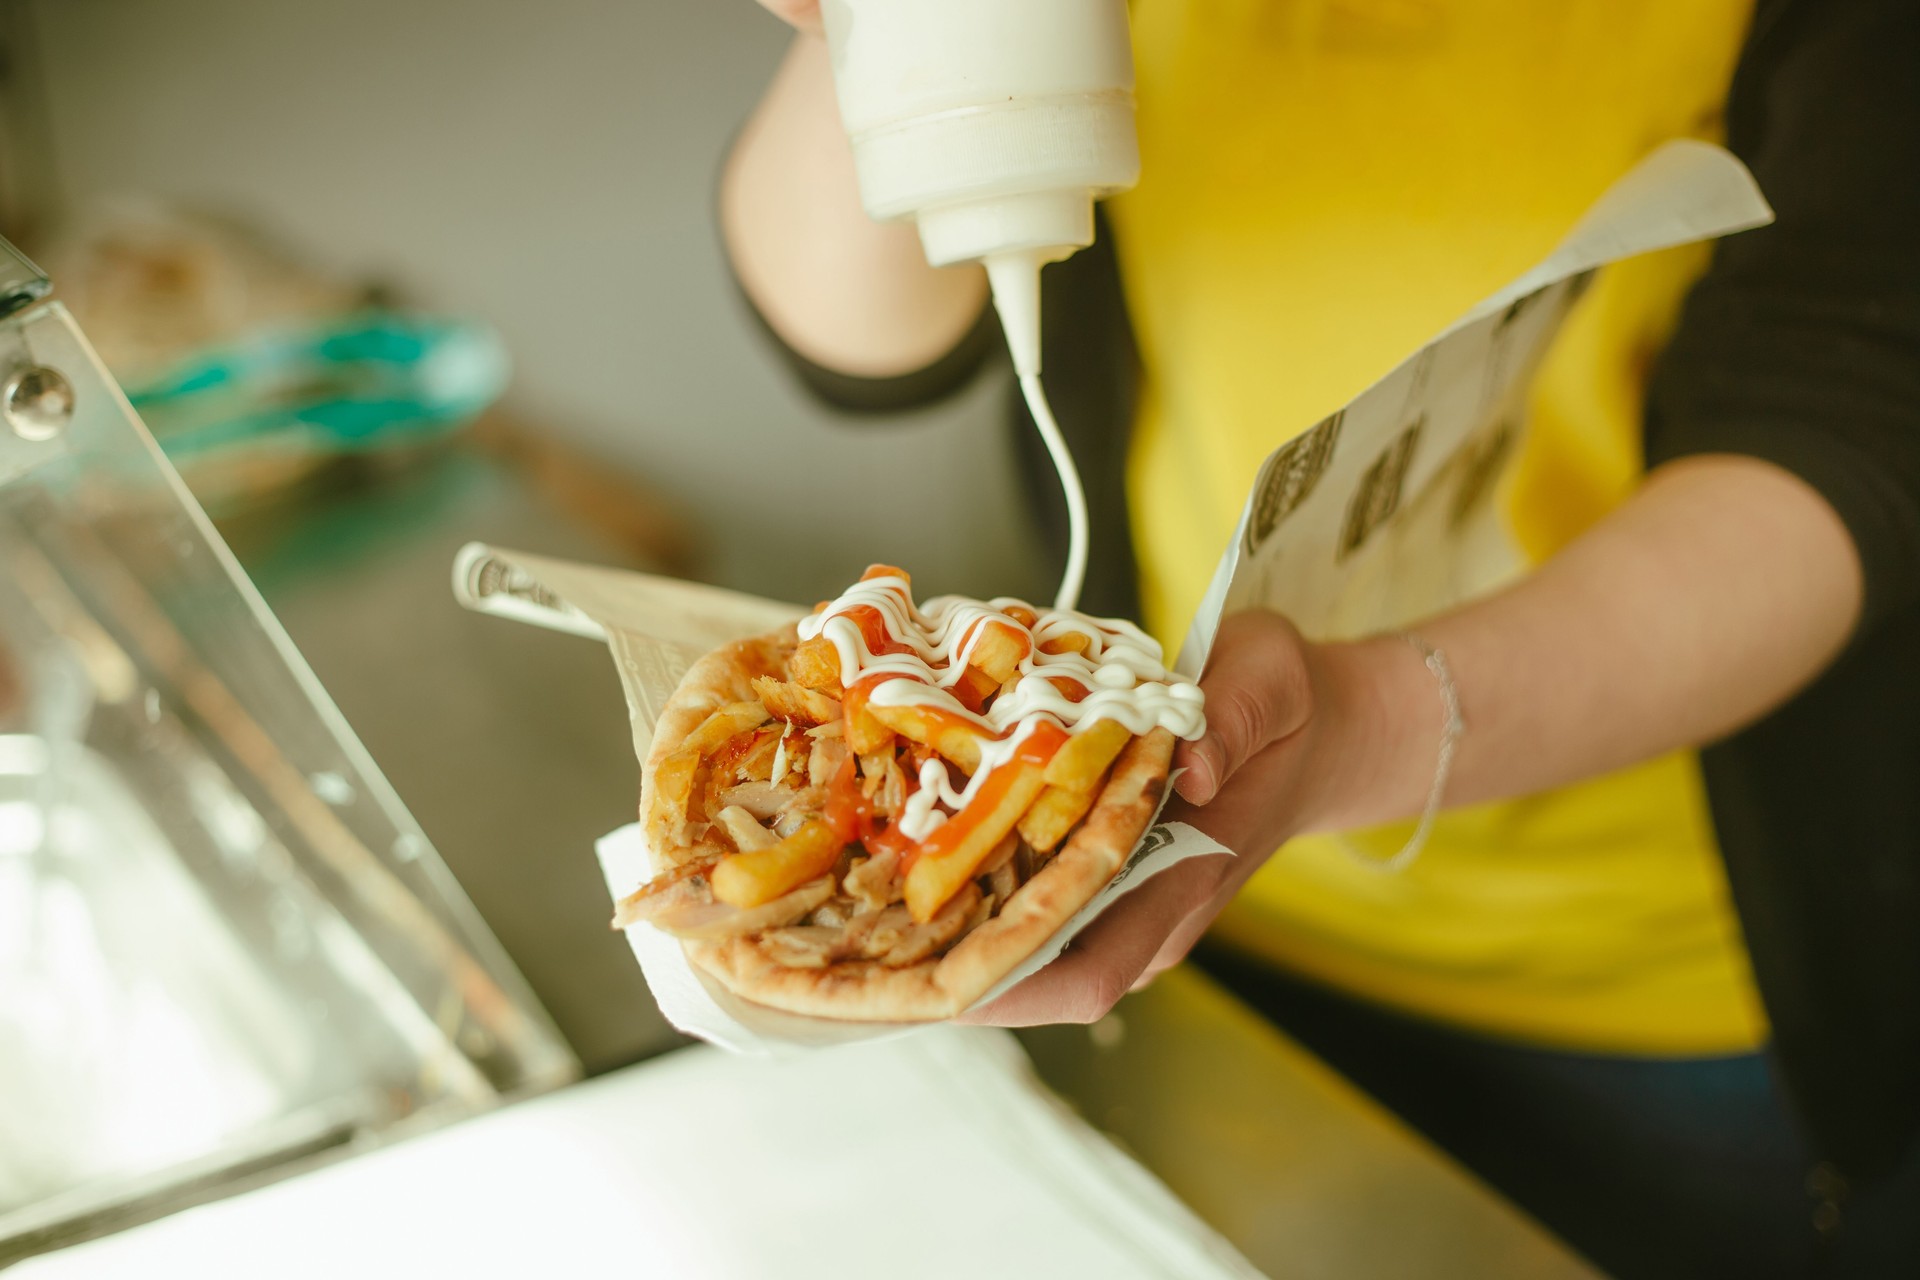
1115, 0, 1768, 1055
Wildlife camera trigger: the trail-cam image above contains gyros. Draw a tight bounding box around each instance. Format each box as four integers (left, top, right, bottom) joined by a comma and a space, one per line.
613, 566, 1206, 1021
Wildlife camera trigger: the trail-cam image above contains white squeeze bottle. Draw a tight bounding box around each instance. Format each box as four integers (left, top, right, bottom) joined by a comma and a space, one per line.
817, 0, 1141, 611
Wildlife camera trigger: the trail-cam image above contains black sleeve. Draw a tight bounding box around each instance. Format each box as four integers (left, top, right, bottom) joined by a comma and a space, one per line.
740, 283, 1001, 416
1644, 0, 1920, 638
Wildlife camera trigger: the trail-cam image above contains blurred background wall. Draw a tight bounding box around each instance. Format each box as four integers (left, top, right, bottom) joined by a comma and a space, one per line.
1, 0, 1047, 604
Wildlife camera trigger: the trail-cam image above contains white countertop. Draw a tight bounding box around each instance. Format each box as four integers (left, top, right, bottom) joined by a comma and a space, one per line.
18, 1027, 1263, 1280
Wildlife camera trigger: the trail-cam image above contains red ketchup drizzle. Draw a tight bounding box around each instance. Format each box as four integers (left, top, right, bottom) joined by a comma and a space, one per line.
899, 721, 1066, 874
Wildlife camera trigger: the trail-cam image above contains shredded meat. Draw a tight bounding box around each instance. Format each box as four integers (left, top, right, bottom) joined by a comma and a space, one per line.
619, 873, 834, 939
877, 883, 981, 967
808, 735, 848, 788
876, 755, 907, 817
719, 779, 787, 819
846, 904, 914, 959
715, 805, 778, 853
736, 730, 781, 782
611, 851, 722, 928
964, 892, 996, 935
986, 859, 1017, 905
719, 780, 822, 823
765, 899, 898, 967
835, 904, 886, 955
857, 750, 890, 800
978, 830, 1019, 878
809, 896, 859, 929
844, 849, 902, 912
751, 676, 842, 728
758, 925, 842, 969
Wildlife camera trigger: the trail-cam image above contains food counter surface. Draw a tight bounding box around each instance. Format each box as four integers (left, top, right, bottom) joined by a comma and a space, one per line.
1021, 969, 1602, 1277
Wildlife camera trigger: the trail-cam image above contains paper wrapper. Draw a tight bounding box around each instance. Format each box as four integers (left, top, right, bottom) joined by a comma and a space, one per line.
452, 139, 1769, 1052
1175, 139, 1772, 672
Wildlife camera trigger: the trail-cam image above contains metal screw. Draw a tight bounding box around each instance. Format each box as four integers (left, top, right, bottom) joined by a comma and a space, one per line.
3, 365, 75, 441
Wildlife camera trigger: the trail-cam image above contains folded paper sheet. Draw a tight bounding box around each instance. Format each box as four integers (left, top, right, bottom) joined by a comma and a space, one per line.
1177, 139, 1771, 672
453, 139, 1769, 1052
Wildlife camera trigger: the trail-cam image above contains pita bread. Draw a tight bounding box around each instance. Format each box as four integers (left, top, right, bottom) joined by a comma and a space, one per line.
623, 625, 1175, 1023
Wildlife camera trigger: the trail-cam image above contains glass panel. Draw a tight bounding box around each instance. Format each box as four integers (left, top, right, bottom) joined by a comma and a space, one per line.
0, 299, 576, 1260
0, 240, 50, 320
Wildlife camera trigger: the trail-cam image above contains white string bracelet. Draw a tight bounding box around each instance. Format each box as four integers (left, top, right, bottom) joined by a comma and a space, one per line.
1349, 631, 1466, 874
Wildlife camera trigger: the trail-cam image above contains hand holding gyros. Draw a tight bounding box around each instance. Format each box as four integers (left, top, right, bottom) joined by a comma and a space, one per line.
613, 566, 1207, 1021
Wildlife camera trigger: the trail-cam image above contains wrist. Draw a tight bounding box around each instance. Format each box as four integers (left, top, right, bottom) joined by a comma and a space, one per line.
1295, 634, 1448, 834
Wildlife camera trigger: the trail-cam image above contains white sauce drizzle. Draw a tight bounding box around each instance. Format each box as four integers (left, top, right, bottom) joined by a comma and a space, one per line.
797, 574, 1206, 841
1020, 372, 1088, 613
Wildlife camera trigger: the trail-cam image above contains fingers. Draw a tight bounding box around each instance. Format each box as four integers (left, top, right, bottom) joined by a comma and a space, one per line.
1129, 842, 1266, 990
957, 917, 1162, 1026
1175, 611, 1314, 805
1132, 897, 1223, 990
964, 614, 1318, 1021
956, 855, 1233, 1026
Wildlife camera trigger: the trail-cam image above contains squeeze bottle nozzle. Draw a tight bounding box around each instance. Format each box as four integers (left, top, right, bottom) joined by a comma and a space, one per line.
985, 252, 1045, 381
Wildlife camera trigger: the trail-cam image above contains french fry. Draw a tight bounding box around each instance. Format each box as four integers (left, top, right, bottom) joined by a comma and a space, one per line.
711, 818, 846, 908
868, 700, 985, 775
751, 676, 841, 727
964, 620, 1031, 683
1043, 718, 1131, 789
858, 749, 906, 815
1017, 782, 1100, 853
789, 637, 842, 693
1039, 629, 1092, 656
715, 804, 779, 852
1019, 720, 1132, 852
834, 672, 902, 755
844, 848, 904, 911
861, 563, 912, 591
951, 663, 1001, 714
846, 700, 896, 755
1047, 676, 1090, 703
905, 762, 1047, 922
682, 701, 773, 757
1003, 604, 1039, 629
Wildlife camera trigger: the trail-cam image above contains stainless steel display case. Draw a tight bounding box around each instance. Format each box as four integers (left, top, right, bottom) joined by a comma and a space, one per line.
0, 237, 575, 1262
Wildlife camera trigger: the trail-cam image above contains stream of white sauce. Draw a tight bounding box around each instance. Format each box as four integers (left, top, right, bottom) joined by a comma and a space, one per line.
1021, 372, 1089, 613
797, 574, 1205, 841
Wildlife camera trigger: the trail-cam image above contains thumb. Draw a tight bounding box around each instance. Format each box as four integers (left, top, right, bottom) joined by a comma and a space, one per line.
1175, 611, 1312, 805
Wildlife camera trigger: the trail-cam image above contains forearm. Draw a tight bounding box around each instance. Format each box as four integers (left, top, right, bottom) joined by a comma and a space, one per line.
1303, 454, 1865, 833
720, 35, 987, 378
